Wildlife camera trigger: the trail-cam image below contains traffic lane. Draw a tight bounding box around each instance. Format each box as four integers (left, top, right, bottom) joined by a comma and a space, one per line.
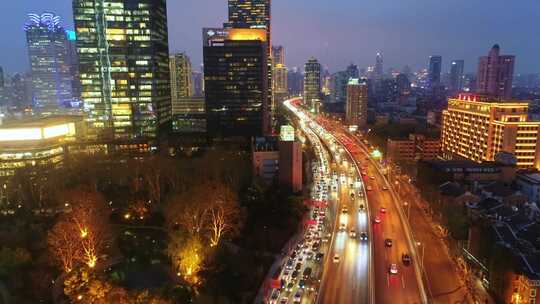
400, 187, 467, 304
319, 180, 367, 304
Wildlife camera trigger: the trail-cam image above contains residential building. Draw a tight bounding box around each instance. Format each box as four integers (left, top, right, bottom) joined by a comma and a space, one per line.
203, 28, 268, 137
304, 57, 321, 112
345, 78, 368, 128
428, 55, 442, 88
476, 44, 515, 99
279, 139, 302, 193
170, 53, 193, 100
449, 60, 465, 95
441, 93, 540, 169
387, 134, 440, 163
25, 12, 73, 110
73, 0, 171, 140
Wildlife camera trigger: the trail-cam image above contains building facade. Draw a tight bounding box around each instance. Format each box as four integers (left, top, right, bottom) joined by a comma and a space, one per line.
203, 28, 268, 137
73, 0, 171, 140
345, 78, 368, 128
387, 134, 441, 163
449, 60, 465, 95
171, 97, 205, 134
25, 13, 74, 110
441, 93, 540, 169
477, 45, 515, 99
279, 140, 302, 193
428, 55, 442, 88
169, 53, 193, 100
304, 57, 321, 112
272, 45, 284, 66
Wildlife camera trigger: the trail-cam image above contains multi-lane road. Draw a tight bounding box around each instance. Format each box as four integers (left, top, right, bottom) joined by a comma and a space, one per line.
262, 98, 429, 304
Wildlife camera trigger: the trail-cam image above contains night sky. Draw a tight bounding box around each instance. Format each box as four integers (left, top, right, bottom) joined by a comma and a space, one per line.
2, 0, 540, 74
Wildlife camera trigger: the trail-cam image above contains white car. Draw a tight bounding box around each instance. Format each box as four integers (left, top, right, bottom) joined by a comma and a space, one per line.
389, 263, 398, 275
333, 254, 340, 263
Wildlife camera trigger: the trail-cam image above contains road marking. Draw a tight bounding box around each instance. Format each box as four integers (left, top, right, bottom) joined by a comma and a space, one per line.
387, 274, 390, 287
401, 274, 405, 289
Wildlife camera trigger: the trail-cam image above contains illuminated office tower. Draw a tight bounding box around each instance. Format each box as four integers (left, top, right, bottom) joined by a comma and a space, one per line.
374, 52, 383, 79
428, 55, 442, 88
441, 93, 540, 169
476, 44, 515, 99
304, 57, 321, 112
25, 13, 73, 110
73, 0, 171, 140
345, 78, 368, 128
273, 64, 288, 102
170, 53, 193, 100
203, 28, 268, 137
449, 60, 465, 95
227, 0, 272, 131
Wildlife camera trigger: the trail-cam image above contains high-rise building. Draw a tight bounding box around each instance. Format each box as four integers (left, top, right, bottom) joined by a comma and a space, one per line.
330, 71, 349, 104
203, 28, 268, 137
345, 78, 368, 128
273, 64, 288, 102
288, 67, 303, 97
304, 57, 321, 112
192, 71, 204, 97
25, 13, 73, 110
449, 60, 465, 95
441, 93, 540, 169
374, 52, 384, 79
65, 29, 81, 103
476, 44, 515, 99
170, 53, 193, 100
346, 63, 359, 79
272, 45, 284, 66
0, 67, 4, 88
73, 0, 171, 140
227, 0, 273, 128
396, 74, 411, 105
428, 55, 442, 88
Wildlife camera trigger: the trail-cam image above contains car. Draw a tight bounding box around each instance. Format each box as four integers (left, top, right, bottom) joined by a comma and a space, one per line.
373, 216, 381, 224
315, 253, 324, 261
350, 192, 355, 199
382, 186, 388, 190
349, 229, 357, 238
358, 204, 365, 211
339, 223, 347, 231
270, 289, 280, 302
367, 186, 373, 191
370, 176, 375, 180
293, 290, 303, 303
402, 253, 412, 265
360, 232, 368, 241
341, 207, 348, 214
385, 238, 393, 247
295, 262, 302, 271
306, 251, 314, 260
285, 282, 294, 292
286, 259, 294, 269
291, 270, 299, 280
380, 207, 387, 213
333, 254, 340, 263
280, 297, 288, 304
362, 171, 367, 176
389, 263, 398, 275
298, 279, 306, 289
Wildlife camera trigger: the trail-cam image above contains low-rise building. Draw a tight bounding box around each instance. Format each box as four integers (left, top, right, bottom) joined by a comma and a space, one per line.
387, 134, 440, 163
517, 172, 540, 205
252, 137, 279, 184
0, 115, 86, 178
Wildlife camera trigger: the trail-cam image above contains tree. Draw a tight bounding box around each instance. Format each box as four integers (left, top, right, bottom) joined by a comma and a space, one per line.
168, 235, 204, 285
206, 183, 242, 247
48, 188, 113, 271
0, 247, 31, 277
47, 220, 80, 273
165, 192, 209, 236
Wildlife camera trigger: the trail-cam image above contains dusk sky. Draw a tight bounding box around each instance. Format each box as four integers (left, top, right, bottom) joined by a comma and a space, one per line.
2, 0, 540, 75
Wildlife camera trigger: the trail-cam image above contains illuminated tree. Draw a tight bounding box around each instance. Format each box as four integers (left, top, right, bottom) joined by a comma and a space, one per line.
47, 220, 81, 273
165, 192, 209, 236
206, 183, 242, 247
168, 234, 204, 285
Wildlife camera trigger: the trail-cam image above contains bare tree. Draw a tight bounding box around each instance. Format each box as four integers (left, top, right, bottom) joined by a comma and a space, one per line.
206, 183, 242, 247
47, 220, 81, 273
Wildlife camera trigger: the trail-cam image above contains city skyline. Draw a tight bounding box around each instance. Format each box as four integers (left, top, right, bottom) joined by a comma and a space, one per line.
2, 0, 540, 74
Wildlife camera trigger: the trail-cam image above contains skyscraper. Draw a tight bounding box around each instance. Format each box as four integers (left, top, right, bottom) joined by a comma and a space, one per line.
374, 53, 383, 79
476, 44, 515, 99
304, 57, 321, 112
449, 60, 465, 95
288, 67, 303, 97
65, 29, 81, 103
227, 0, 273, 128
346, 63, 359, 79
73, 0, 171, 140
345, 78, 368, 128
170, 53, 193, 100
272, 45, 284, 66
273, 64, 288, 102
0, 67, 4, 89
396, 74, 411, 105
428, 56, 442, 88
25, 12, 73, 110
203, 28, 268, 137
